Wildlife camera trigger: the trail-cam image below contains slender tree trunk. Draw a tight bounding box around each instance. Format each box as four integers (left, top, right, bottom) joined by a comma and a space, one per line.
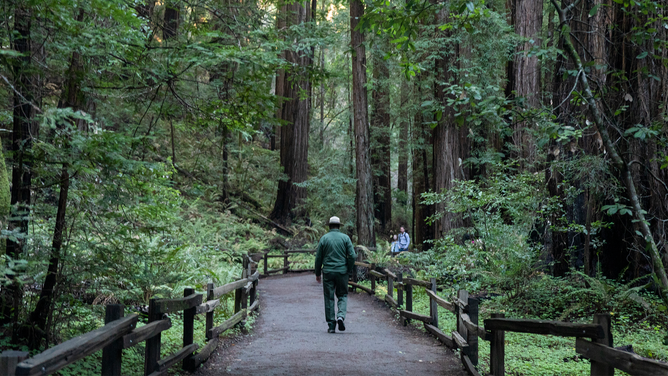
2, 5, 33, 339
397, 79, 409, 199
27, 10, 85, 347
271, 0, 312, 225
350, 0, 375, 247
371, 39, 392, 232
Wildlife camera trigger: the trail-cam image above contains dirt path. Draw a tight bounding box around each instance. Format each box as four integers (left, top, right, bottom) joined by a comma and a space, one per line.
193, 272, 467, 376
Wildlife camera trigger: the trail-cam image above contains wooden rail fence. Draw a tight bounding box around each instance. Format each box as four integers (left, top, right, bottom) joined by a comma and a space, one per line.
357, 267, 668, 376
255, 246, 375, 278
2, 256, 260, 376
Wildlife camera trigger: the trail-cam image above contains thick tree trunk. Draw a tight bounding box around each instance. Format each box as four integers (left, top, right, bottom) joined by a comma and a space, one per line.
551, 0, 668, 299
371, 40, 392, 232
2, 5, 33, 338
411, 78, 431, 250
433, 24, 467, 237
350, 0, 375, 247
271, 0, 312, 225
507, 0, 542, 167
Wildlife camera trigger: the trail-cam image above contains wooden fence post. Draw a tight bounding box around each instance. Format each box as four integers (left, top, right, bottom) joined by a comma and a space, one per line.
430, 278, 438, 328
102, 304, 124, 376
283, 254, 288, 274
263, 252, 268, 276
490, 313, 505, 376
387, 274, 394, 300
370, 264, 376, 291
456, 290, 469, 356
183, 288, 196, 371
404, 282, 413, 326
1, 351, 28, 376
144, 299, 161, 376
397, 272, 403, 307
250, 279, 257, 307
591, 313, 614, 376
467, 296, 479, 367
205, 282, 215, 341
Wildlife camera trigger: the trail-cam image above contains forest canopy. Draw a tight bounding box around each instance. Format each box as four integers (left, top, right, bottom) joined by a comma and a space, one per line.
0, 0, 667, 373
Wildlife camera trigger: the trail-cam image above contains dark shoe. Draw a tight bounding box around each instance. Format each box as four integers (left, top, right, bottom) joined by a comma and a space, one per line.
328, 328, 335, 333
337, 318, 345, 332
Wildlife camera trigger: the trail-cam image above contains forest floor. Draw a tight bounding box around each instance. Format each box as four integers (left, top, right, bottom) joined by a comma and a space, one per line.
192, 272, 467, 376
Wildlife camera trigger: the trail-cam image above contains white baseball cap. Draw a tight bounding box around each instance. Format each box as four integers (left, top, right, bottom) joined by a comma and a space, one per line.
329, 216, 341, 225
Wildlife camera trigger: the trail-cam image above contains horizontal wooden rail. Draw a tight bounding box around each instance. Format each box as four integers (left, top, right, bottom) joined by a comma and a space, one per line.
461, 313, 488, 340
576, 338, 668, 375
248, 271, 260, 282
16, 315, 138, 376
403, 277, 431, 287
190, 338, 219, 369
154, 343, 199, 374
484, 318, 604, 339
196, 299, 220, 314
249, 299, 259, 312
153, 293, 202, 314
286, 249, 316, 253
425, 323, 454, 348
384, 269, 397, 279
425, 289, 455, 313
209, 309, 247, 339
212, 278, 248, 299
348, 281, 374, 294
369, 270, 385, 279
452, 330, 469, 351
266, 267, 289, 274
354, 261, 373, 268
462, 355, 480, 376
122, 319, 171, 349
399, 310, 431, 323
265, 254, 289, 258
384, 294, 398, 308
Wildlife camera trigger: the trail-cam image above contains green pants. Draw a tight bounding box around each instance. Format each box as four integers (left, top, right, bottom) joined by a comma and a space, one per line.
322, 272, 348, 329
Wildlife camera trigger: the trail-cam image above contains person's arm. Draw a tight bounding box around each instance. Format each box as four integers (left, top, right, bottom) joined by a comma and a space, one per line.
406, 233, 411, 247
346, 240, 356, 274
315, 240, 323, 282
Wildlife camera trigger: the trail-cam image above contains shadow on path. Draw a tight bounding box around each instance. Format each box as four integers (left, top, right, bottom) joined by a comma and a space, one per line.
193, 273, 467, 376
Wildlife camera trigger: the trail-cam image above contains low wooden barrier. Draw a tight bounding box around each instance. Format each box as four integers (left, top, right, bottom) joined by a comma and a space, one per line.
259, 246, 375, 278
358, 269, 668, 376
2, 256, 261, 376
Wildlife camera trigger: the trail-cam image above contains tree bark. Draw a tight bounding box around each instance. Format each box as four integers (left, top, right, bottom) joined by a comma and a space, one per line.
507, 0, 542, 167
397, 79, 409, 199
350, 0, 375, 247
271, 0, 312, 225
411, 77, 431, 251
551, 0, 668, 299
371, 39, 392, 232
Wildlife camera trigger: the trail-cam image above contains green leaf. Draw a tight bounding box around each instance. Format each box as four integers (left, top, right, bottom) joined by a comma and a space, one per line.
636, 51, 648, 59
589, 4, 601, 16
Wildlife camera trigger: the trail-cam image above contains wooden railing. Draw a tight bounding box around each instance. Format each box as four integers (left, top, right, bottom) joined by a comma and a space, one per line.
2, 256, 260, 376
357, 267, 668, 376
257, 246, 375, 277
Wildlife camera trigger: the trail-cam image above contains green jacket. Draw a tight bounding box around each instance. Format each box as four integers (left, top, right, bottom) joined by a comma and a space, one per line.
314, 229, 357, 276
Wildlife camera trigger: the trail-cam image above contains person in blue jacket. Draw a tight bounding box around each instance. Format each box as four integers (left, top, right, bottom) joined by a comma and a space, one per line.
398, 226, 410, 252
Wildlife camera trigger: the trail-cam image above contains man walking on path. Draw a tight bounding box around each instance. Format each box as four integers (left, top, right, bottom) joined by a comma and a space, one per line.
315, 216, 357, 333
398, 226, 410, 252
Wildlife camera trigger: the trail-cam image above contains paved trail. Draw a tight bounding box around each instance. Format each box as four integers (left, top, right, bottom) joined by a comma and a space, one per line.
194, 273, 467, 376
